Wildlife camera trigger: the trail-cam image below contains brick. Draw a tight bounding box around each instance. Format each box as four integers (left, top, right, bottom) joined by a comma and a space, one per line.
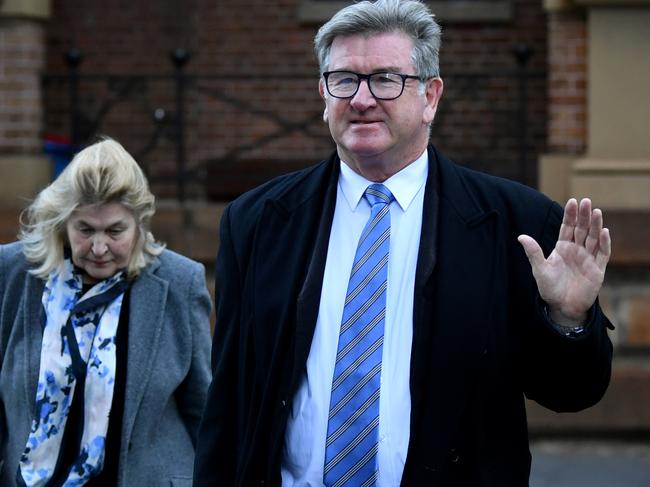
37, 0, 550, 195
627, 296, 650, 346
527, 362, 650, 433
0, 207, 22, 244
547, 9, 587, 155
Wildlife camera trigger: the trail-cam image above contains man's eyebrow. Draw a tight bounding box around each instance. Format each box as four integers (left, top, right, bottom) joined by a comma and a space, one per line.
330, 66, 404, 73
371, 66, 402, 73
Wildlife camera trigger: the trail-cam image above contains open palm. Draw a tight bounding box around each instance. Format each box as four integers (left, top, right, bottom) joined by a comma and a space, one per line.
518, 198, 611, 324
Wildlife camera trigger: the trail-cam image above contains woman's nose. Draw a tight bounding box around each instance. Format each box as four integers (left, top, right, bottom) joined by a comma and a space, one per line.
91, 236, 108, 256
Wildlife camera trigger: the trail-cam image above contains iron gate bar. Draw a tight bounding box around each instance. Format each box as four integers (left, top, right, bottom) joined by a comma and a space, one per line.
42, 46, 544, 200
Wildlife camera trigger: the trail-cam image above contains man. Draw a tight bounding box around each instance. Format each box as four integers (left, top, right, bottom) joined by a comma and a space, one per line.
194, 0, 613, 485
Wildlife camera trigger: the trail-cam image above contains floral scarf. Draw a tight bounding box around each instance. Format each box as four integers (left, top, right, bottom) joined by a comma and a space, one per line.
18, 258, 128, 487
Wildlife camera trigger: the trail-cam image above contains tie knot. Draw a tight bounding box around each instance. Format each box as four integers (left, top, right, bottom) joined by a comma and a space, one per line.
364, 184, 394, 207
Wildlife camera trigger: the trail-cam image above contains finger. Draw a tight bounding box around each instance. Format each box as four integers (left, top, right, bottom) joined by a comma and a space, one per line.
558, 198, 578, 242
595, 227, 611, 270
518, 234, 546, 271
585, 208, 603, 256
573, 198, 591, 246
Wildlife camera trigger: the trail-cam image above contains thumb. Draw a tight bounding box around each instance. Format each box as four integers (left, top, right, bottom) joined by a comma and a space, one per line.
517, 234, 545, 271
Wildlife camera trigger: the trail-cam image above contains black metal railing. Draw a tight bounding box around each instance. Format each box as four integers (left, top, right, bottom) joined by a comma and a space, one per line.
42, 46, 545, 201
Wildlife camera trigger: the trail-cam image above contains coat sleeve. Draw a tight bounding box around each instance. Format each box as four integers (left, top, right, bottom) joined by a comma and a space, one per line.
176, 260, 213, 446
0, 244, 6, 460
193, 205, 242, 486
519, 201, 613, 412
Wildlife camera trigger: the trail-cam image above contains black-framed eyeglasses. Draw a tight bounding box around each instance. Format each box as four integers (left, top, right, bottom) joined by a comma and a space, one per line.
323, 70, 422, 100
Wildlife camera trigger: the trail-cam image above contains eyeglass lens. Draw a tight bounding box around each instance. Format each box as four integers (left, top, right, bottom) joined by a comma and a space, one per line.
326, 72, 406, 100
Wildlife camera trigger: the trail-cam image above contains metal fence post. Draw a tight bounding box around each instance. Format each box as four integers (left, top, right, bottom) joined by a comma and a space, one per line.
513, 44, 533, 185
64, 48, 83, 148
171, 48, 190, 201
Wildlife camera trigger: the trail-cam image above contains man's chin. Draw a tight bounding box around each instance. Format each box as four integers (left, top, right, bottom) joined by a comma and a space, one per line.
339, 139, 390, 159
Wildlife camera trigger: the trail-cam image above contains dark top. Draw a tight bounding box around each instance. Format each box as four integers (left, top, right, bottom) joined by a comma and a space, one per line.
193, 147, 613, 486
47, 286, 130, 487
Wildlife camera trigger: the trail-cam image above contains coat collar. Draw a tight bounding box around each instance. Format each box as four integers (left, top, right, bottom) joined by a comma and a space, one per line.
266, 152, 340, 219
267, 145, 490, 220
413, 145, 497, 288
433, 145, 496, 223
23, 256, 168, 445
251, 147, 500, 475
24, 273, 45, 418
122, 256, 167, 443
407, 146, 499, 473
266, 147, 498, 396
291, 158, 340, 393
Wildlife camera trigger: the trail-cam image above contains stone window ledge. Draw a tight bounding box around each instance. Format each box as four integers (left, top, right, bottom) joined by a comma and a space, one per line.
0, 0, 50, 19
298, 1, 512, 24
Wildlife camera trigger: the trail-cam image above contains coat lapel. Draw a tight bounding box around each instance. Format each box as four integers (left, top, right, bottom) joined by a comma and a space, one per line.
122, 258, 167, 443
255, 148, 499, 475
18, 260, 167, 465
292, 161, 339, 392
249, 156, 340, 397
23, 273, 45, 418
251, 156, 339, 466
407, 148, 499, 472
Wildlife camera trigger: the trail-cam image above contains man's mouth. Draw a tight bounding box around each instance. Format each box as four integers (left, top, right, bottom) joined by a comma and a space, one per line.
351, 120, 379, 124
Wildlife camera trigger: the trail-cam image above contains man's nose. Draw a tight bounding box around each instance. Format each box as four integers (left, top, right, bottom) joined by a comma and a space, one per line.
349, 79, 377, 110
91, 235, 108, 256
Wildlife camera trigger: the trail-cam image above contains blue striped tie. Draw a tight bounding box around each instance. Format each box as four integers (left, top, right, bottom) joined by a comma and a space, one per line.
324, 183, 393, 487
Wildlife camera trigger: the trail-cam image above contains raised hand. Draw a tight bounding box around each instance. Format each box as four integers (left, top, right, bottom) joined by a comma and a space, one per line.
518, 198, 611, 325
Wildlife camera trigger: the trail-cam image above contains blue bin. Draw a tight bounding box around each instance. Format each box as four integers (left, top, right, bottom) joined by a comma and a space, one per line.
43, 139, 74, 178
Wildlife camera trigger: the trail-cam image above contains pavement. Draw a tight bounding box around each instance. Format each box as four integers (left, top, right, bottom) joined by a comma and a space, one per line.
530, 439, 650, 487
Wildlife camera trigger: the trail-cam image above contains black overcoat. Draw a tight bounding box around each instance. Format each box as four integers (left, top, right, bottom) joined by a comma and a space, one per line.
194, 146, 613, 486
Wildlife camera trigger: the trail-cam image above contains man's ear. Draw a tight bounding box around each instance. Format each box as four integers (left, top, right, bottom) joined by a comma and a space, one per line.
319, 78, 326, 100
422, 77, 444, 124
319, 78, 328, 122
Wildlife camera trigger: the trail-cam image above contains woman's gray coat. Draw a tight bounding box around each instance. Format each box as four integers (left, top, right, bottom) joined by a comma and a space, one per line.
0, 242, 212, 487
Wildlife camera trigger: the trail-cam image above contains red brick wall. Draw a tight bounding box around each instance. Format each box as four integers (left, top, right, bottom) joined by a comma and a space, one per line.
0, 19, 45, 154
43, 0, 549, 198
547, 10, 587, 155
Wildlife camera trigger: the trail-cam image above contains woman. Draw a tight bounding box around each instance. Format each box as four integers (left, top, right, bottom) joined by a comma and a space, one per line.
0, 138, 212, 486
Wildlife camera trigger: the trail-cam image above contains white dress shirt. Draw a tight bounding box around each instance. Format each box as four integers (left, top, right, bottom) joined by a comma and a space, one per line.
281, 150, 428, 486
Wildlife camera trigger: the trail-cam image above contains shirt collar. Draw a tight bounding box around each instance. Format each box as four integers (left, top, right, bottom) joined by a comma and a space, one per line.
339, 149, 428, 212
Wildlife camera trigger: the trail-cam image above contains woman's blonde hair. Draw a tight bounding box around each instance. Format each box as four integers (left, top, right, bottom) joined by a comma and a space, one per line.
19, 137, 165, 279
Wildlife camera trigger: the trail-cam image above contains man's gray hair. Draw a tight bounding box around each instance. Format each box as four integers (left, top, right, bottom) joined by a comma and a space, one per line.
314, 0, 442, 78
